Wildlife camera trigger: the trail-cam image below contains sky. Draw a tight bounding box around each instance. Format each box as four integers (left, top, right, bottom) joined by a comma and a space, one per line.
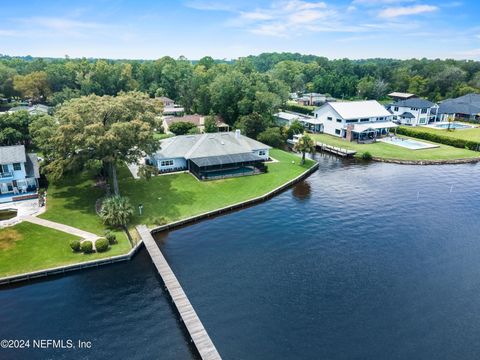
1, 0, 480, 60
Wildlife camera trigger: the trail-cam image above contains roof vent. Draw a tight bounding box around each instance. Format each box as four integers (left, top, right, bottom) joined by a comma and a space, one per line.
235, 129, 241, 138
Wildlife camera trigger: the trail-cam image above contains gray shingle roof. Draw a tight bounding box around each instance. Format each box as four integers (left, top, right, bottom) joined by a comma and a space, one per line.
391, 98, 435, 108
438, 93, 480, 115
26, 153, 40, 178
400, 112, 415, 119
0, 145, 26, 165
154, 132, 270, 160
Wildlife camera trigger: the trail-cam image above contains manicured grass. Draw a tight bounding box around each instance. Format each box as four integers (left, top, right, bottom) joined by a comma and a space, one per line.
39, 171, 130, 246
0, 222, 131, 277
311, 133, 480, 161
153, 132, 174, 140
119, 149, 316, 227
407, 125, 480, 142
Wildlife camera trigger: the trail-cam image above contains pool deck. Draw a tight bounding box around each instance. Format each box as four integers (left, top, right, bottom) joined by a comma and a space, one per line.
378, 137, 439, 150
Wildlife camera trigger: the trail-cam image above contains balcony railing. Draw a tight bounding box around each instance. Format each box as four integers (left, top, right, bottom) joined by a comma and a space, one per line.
0, 172, 13, 179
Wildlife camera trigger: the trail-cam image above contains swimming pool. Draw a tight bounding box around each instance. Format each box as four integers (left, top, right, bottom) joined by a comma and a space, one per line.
434, 122, 473, 129
378, 137, 439, 150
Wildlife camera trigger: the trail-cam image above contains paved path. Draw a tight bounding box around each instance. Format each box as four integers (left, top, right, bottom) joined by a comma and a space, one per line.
23, 215, 100, 241
137, 225, 222, 360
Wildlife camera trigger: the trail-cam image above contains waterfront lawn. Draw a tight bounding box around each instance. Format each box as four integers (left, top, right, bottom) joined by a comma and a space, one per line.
0, 222, 130, 277
311, 133, 480, 161
119, 149, 316, 227
409, 125, 480, 142
38, 171, 130, 247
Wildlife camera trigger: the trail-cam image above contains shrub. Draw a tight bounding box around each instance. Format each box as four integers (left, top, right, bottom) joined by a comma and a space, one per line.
361, 151, 373, 160
283, 103, 314, 115
80, 240, 94, 254
105, 231, 117, 245
95, 238, 109, 252
70, 239, 81, 252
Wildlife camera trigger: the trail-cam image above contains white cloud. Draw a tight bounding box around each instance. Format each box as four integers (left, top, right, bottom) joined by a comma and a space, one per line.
379, 5, 438, 18
184, 0, 238, 11
22, 17, 106, 31
352, 0, 415, 4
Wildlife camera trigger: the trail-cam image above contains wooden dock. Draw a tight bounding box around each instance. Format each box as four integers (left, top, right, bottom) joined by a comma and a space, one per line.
137, 225, 222, 360
316, 142, 357, 157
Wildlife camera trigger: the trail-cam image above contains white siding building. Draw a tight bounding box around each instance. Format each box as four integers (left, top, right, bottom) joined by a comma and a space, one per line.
313, 100, 397, 141
387, 98, 438, 126
0, 145, 40, 203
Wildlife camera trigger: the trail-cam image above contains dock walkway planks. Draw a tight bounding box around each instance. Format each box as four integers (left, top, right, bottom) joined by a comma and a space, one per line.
137, 225, 222, 360
316, 141, 357, 157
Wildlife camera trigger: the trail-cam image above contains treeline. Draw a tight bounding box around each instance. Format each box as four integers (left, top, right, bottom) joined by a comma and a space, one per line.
2, 53, 480, 125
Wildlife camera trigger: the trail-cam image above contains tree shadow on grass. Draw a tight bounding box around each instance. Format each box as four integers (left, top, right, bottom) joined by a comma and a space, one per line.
118, 167, 197, 227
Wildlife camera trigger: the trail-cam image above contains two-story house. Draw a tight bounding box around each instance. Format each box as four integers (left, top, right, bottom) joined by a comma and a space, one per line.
313, 100, 397, 141
387, 98, 438, 126
0, 145, 40, 203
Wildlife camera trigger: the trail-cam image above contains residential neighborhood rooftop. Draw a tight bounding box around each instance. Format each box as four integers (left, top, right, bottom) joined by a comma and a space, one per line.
327, 100, 392, 119
388, 92, 417, 99
391, 98, 436, 108
155, 131, 270, 160
0, 145, 27, 165
438, 93, 480, 115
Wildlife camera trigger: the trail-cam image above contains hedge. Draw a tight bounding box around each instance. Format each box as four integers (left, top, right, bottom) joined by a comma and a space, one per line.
80, 240, 94, 254
396, 127, 480, 151
95, 238, 109, 252
283, 103, 314, 115
70, 239, 81, 252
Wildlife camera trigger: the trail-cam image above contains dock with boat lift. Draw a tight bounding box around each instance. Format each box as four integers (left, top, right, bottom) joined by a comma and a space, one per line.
137, 225, 222, 360
315, 142, 357, 157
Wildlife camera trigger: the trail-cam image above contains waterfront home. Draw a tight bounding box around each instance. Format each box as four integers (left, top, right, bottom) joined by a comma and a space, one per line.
162, 114, 230, 133
148, 130, 270, 180
387, 92, 418, 102
386, 98, 438, 126
274, 111, 322, 132
313, 100, 397, 141
0, 145, 40, 203
437, 93, 480, 122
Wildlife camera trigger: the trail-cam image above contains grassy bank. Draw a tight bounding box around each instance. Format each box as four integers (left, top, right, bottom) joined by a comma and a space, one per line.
119, 149, 316, 227
311, 133, 480, 161
401, 125, 480, 143
0, 222, 131, 277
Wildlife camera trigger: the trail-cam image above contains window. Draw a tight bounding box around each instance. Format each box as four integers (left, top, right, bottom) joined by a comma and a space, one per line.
13, 163, 21, 171
336, 118, 342, 123
419, 118, 426, 124
394, 106, 399, 111
379, 117, 384, 120
360, 118, 370, 122
335, 129, 341, 135
421, 108, 427, 114
346, 119, 357, 123
160, 160, 174, 167
258, 150, 266, 156
315, 113, 318, 118
327, 117, 333, 121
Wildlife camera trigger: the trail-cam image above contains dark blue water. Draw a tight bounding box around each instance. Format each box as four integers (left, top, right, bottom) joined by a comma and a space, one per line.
1, 154, 480, 359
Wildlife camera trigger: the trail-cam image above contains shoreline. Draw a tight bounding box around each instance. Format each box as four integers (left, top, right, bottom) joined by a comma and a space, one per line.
0, 161, 319, 286
371, 156, 480, 165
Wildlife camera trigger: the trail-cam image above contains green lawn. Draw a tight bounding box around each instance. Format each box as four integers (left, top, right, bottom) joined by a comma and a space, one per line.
153, 132, 174, 140
0, 222, 131, 277
406, 125, 480, 142
311, 133, 480, 161
119, 149, 316, 227
38, 171, 130, 246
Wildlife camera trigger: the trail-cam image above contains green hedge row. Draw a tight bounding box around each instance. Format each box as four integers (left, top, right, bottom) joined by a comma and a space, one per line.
283, 103, 314, 115
396, 127, 480, 151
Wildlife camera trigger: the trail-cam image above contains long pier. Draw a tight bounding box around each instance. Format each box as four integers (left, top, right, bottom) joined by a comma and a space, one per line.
316, 141, 357, 157
137, 225, 221, 360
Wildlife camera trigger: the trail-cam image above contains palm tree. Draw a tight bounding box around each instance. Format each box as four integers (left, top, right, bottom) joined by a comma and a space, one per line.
294, 134, 316, 165
100, 195, 134, 246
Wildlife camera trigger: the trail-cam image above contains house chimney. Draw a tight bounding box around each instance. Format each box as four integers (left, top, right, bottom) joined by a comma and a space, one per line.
235, 129, 241, 138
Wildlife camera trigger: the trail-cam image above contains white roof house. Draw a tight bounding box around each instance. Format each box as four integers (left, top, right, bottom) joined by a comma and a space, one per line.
313, 100, 397, 141
149, 131, 271, 180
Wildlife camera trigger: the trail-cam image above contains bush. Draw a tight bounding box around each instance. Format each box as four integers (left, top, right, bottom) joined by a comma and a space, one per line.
257, 127, 286, 148
396, 127, 480, 151
70, 239, 81, 252
95, 238, 109, 252
283, 103, 314, 115
80, 240, 94, 254
105, 231, 117, 245
361, 151, 373, 160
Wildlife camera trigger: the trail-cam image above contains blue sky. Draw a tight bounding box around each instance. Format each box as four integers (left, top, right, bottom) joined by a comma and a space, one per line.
1, 0, 480, 60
